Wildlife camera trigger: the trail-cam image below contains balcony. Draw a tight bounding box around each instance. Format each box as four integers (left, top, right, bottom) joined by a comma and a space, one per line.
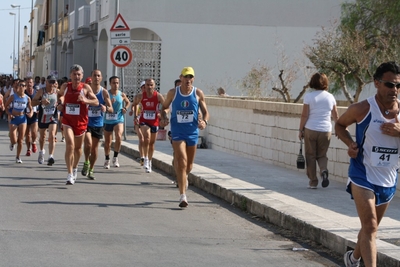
77, 5, 97, 35
69, 11, 75, 32
100, 0, 109, 20
89, 0, 98, 32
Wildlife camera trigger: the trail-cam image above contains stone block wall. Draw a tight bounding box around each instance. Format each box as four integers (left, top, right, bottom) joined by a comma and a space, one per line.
202, 96, 356, 185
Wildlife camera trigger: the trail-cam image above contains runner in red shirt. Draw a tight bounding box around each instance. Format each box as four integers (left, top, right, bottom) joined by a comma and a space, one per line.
131, 78, 165, 173
57, 64, 99, 185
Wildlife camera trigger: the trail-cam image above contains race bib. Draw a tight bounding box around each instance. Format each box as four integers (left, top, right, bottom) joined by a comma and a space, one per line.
176, 110, 194, 123
89, 107, 101, 117
370, 146, 398, 167
106, 113, 118, 120
143, 110, 156, 120
44, 106, 55, 115
65, 104, 80, 115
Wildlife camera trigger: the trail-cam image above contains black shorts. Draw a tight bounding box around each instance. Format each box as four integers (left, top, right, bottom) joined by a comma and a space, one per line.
38, 120, 57, 129
139, 122, 159, 133
87, 126, 103, 139
27, 113, 38, 125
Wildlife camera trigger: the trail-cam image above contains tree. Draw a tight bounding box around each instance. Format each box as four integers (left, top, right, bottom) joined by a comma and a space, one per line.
304, 0, 400, 103
240, 61, 272, 99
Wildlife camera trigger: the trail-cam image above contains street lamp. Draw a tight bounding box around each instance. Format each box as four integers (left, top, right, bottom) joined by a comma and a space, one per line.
9, 12, 16, 78
11, 4, 21, 78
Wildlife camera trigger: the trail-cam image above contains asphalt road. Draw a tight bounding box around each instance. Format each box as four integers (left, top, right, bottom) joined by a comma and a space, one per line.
0, 120, 343, 267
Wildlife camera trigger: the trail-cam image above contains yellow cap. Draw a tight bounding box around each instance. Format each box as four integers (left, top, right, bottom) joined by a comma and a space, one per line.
181, 67, 195, 77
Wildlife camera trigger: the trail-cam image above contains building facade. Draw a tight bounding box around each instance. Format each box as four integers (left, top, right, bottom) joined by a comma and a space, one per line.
26, 0, 347, 123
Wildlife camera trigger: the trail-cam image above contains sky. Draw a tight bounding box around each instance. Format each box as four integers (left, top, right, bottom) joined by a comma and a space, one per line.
0, 0, 33, 75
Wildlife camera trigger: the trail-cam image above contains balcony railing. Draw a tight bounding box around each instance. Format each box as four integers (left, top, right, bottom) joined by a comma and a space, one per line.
62, 16, 69, 34
78, 6, 90, 28
100, 0, 109, 19
90, 0, 98, 25
69, 11, 75, 32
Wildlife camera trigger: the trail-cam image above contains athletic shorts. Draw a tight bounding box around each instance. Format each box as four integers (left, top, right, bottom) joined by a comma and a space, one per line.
38, 121, 57, 129
87, 126, 103, 139
62, 123, 86, 137
11, 114, 27, 126
27, 112, 38, 125
139, 122, 159, 133
346, 176, 397, 206
171, 133, 198, 147
104, 123, 122, 132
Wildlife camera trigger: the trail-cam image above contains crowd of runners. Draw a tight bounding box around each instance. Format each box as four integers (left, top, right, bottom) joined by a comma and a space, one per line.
0, 65, 209, 208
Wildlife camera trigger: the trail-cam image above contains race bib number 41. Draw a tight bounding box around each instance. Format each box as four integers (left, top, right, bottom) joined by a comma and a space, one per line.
371, 146, 398, 167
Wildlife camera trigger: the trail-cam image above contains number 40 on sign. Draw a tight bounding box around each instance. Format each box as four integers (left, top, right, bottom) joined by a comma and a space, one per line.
110, 45, 133, 68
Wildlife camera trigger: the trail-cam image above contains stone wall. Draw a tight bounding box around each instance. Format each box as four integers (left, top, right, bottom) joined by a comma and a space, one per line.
202, 96, 355, 185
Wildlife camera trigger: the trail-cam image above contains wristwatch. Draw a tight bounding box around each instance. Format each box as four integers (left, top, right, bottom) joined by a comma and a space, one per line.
204, 120, 208, 125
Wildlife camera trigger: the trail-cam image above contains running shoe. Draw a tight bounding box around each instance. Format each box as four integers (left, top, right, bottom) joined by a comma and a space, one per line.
73, 168, 78, 181
47, 157, 55, 166
104, 159, 110, 169
81, 162, 89, 176
16, 158, 23, 164
9, 144, 14, 151
143, 158, 149, 170
66, 174, 75, 185
88, 170, 95, 180
32, 143, 37, 153
179, 194, 188, 208
61, 137, 65, 142
112, 157, 120, 168
321, 170, 329, 188
343, 250, 360, 267
38, 150, 45, 164
26, 150, 31, 156
140, 157, 144, 166
146, 161, 152, 173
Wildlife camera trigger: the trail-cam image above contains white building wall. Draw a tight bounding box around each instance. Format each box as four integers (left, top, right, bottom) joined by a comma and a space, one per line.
96, 0, 347, 98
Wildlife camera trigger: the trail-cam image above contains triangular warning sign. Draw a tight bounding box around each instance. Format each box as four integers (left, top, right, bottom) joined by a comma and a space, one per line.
110, 13, 130, 31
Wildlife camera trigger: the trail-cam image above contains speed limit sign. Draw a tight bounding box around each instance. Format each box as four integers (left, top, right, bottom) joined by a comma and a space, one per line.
110, 45, 133, 68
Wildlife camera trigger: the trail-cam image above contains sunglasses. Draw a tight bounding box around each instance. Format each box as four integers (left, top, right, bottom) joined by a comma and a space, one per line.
48, 80, 56, 84
379, 80, 400, 89
19, 84, 27, 87
183, 75, 194, 79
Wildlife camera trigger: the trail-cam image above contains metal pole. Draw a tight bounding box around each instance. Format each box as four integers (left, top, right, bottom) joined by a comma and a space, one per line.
122, 68, 126, 140
29, 0, 33, 72
54, 0, 58, 74
10, 13, 16, 78
17, 6, 20, 78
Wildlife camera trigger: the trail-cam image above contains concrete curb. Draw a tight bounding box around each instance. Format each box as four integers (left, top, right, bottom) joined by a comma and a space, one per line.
117, 140, 400, 267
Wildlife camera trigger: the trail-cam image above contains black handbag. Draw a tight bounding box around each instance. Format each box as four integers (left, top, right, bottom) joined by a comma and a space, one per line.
297, 139, 305, 169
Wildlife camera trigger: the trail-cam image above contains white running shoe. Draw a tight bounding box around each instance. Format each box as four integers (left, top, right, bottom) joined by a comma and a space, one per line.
73, 168, 78, 181
9, 144, 14, 151
146, 161, 152, 173
179, 194, 188, 208
343, 251, 360, 267
112, 157, 120, 167
143, 158, 149, 170
104, 159, 110, 169
38, 150, 45, 164
16, 158, 23, 164
66, 174, 75, 185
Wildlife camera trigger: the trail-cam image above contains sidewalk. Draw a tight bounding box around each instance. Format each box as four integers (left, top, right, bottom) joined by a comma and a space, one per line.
119, 130, 400, 266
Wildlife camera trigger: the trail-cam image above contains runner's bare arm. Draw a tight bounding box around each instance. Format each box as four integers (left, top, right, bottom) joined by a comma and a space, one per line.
197, 88, 209, 122
26, 98, 33, 118
82, 85, 99, 106
31, 89, 43, 106
121, 93, 131, 114
102, 89, 113, 113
